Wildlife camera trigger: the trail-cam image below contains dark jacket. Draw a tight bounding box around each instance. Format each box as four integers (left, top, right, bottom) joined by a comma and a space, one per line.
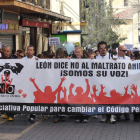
0, 55, 16, 59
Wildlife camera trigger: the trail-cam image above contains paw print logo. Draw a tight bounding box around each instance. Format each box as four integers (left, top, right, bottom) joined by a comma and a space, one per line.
18, 89, 27, 98
22, 94, 27, 98
18, 89, 23, 94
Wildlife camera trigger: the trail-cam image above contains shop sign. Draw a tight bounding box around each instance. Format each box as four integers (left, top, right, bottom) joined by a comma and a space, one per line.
0, 24, 8, 30
8, 23, 19, 30
0, 23, 19, 30
22, 19, 50, 28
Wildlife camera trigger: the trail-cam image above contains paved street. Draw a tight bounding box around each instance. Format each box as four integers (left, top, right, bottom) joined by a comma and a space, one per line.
0, 114, 140, 140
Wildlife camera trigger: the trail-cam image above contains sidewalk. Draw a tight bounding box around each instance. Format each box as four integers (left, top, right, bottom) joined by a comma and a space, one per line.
0, 114, 139, 140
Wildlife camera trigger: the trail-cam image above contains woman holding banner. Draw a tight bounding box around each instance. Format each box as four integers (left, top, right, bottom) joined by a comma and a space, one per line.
72, 47, 89, 123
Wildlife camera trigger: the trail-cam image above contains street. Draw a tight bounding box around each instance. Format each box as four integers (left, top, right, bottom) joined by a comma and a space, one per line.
0, 114, 139, 140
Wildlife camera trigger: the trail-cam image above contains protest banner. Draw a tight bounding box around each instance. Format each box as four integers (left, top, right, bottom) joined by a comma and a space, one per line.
0, 59, 140, 115
124, 44, 133, 51
49, 37, 60, 46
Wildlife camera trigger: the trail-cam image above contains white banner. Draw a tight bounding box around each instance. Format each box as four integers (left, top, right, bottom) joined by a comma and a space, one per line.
0, 59, 140, 114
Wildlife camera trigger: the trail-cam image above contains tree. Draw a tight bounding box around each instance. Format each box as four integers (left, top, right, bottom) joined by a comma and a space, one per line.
81, 0, 127, 47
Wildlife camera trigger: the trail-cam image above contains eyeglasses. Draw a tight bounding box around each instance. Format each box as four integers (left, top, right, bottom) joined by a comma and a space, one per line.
18, 55, 24, 58
121, 50, 127, 52
100, 47, 106, 49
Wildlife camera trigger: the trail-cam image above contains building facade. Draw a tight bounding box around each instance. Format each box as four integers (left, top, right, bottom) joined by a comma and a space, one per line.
80, 0, 139, 48
106, 0, 139, 48
0, 0, 71, 54
51, 0, 81, 49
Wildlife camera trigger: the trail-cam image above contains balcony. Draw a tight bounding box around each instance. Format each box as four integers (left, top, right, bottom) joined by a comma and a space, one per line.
0, 0, 71, 21
20, 0, 50, 10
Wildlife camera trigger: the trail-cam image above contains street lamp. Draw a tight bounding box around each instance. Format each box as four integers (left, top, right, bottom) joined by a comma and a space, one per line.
84, 3, 89, 9
83, 1, 89, 21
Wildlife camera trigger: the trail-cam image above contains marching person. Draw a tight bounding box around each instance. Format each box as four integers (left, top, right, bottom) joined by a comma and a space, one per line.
96, 41, 116, 124
53, 48, 66, 123
1, 45, 16, 121
114, 45, 130, 121
115, 45, 130, 60
72, 47, 89, 123
22, 45, 38, 123
96, 41, 112, 59
17, 50, 25, 59
22, 45, 37, 60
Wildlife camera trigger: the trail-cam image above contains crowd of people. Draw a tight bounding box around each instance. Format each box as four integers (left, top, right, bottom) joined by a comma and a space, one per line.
1, 41, 140, 124
0, 43, 139, 61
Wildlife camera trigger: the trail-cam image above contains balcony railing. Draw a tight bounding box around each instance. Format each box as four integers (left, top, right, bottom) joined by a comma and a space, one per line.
19, 0, 50, 9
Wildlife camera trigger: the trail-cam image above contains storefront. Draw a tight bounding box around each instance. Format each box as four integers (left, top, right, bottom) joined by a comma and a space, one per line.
52, 30, 81, 49
21, 18, 50, 55
0, 35, 13, 49
0, 0, 71, 53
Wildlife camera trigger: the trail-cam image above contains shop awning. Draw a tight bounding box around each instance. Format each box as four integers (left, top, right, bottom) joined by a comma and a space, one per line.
52, 30, 82, 35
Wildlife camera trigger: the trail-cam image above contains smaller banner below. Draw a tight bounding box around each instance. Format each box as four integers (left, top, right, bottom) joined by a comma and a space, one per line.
49, 37, 60, 46
124, 44, 133, 50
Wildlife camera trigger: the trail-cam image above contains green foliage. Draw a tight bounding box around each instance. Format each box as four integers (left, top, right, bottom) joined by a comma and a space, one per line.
82, 0, 127, 47
75, 42, 80, 47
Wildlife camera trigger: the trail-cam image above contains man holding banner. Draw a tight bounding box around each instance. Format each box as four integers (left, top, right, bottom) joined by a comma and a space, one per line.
116, 45, 130, 60
1, 45, 16, 121
96, 41, 112, 60
22, 45, 38, 123
96, 41, 116, 124
115, 45, 130, 121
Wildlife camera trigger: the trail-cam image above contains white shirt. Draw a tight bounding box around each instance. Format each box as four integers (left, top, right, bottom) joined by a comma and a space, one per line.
115, 55, 130, 60
96, 53, 112, 59
22, 56, 36, 59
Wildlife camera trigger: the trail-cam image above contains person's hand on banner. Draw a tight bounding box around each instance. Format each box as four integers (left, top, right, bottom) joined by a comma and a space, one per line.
35, 57, 39, 60
113, 55, 118, 60
113, 58, 117, 60
67, 56, 71, 60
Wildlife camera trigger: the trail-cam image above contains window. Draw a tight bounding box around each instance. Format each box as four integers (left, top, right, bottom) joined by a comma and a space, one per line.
124, 0, 129, 6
